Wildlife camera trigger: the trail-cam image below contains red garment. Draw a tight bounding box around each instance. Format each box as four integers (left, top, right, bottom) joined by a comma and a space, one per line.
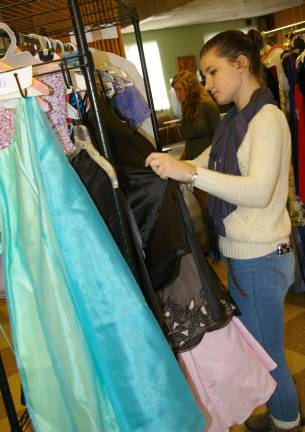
295, 84, 305, 202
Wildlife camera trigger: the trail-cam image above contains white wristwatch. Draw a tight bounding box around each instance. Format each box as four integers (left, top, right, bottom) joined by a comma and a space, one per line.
187, 170, 198, 192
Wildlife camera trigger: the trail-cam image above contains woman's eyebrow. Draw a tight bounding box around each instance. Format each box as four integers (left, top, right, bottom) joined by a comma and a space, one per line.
204, 65, 214, 73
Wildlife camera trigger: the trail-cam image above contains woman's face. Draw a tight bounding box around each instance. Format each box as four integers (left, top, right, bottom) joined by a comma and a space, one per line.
173, 82, 187, 103
200, 48, 242, 106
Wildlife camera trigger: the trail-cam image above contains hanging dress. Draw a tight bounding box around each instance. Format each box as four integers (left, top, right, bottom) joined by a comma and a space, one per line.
0, 97, 206, 432
78, 99, 277, 431
179, 317, 277, 432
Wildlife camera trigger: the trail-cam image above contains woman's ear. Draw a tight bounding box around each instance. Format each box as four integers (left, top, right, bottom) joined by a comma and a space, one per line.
234, 54, 250, 71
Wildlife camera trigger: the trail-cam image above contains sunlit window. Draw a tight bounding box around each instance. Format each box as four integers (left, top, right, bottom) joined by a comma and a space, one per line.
125, 41, 170, 110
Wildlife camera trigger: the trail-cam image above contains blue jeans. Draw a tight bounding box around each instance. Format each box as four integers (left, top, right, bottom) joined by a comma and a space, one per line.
225, 250, 299, 421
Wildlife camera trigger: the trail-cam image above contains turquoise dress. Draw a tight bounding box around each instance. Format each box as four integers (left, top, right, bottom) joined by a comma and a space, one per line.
0, 98, 206, 432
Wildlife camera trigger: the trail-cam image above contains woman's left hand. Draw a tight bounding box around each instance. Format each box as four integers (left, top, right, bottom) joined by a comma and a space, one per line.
145, 152, 196, 183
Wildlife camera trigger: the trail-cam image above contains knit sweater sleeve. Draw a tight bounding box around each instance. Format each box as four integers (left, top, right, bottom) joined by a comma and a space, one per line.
193, 106, 287, 208
190, 145, 211, 168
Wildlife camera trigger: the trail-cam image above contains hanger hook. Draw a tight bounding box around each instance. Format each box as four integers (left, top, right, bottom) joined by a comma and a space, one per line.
60, 61, 72, 90
13, 72, 27, 98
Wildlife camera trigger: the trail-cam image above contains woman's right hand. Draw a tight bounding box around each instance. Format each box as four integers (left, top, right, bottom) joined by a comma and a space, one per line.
145, 152, 196, 183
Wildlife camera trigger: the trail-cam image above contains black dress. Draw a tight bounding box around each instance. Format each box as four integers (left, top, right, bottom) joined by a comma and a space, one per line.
71, 99, 233, 352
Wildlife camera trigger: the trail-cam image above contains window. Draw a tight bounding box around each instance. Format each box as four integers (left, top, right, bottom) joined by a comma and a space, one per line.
125, 41, 170, 110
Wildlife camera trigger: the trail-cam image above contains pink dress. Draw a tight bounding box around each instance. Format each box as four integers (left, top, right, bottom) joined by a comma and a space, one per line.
179, 317, 277, 432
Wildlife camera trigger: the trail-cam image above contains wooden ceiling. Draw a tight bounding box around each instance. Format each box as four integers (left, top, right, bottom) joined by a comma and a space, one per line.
124, 0, 304, 32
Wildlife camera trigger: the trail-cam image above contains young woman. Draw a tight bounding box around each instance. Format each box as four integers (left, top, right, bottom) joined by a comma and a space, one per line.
146, 30, 300, 432
171, 70, 220, 160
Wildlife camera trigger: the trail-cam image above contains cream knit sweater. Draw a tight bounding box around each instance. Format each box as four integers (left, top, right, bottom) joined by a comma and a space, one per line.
192, 104, 291, 259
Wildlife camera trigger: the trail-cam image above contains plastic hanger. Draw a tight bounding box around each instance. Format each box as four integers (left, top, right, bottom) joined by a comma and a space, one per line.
29, 33, 54, 62
29, 33, 46, 49
94, 58, 129, 78
0, 23, 35, 68
64, 42, 77, 52
50, 39, 65, 57
42, 36, 56, 55
73, 125, 119, 189
0, 22, 50, 101
32, 37, 60, 76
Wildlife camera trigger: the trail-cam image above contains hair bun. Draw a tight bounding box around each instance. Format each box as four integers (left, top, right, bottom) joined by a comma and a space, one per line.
247, 29, 264, 51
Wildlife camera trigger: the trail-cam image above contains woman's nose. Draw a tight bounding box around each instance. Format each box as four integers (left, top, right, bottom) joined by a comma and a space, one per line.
204, 75, 212, 91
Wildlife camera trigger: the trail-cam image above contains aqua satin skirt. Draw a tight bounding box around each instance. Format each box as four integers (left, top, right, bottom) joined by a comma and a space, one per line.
0, 98, 206, 431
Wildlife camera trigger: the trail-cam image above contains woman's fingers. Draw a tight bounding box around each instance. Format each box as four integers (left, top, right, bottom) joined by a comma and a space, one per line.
157, 165, 169, 179
145, 153, 173, 180
145, 152, 194, 183
145, 152, 163, 167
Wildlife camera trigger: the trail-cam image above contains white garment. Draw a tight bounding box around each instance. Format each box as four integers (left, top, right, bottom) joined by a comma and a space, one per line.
263, 46, 289, 115
192, 104, 291, 259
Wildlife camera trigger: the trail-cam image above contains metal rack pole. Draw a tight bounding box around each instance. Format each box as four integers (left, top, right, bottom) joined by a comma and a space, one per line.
132, 16, 162, 151
0, 353, 22, 432
68, 1, 112, 160
262, 20, 305, 37
68, 0, 139, 278
291, 27, 305, 36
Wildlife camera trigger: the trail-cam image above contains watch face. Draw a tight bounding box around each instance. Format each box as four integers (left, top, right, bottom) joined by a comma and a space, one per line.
187, 172, 198, 192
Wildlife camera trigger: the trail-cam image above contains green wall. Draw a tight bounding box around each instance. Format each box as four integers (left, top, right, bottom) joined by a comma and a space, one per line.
123, 18, 258, 110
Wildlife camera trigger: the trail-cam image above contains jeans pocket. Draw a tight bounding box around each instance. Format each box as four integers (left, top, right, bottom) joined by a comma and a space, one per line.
267, 252, 295, 295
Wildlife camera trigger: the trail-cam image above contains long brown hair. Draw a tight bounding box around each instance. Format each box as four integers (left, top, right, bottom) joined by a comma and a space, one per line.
171, 70, 206, 121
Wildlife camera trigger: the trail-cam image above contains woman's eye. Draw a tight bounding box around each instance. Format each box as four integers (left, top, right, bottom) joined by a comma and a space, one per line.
210, 69, 217, 76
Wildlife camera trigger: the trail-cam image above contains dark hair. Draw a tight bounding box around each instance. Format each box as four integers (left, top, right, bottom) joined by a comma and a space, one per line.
200, 29, 264, 82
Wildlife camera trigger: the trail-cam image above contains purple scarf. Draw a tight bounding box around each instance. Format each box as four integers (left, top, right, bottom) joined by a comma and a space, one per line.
207, 87, 277, 236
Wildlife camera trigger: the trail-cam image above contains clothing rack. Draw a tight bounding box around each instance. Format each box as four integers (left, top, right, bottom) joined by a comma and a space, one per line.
0, 0, 161, 271
0, 353, 22, 431
0, 30, 74, 53
262, 20, 305, 37
0, 0, 161, 150
291, 27, 305, 37
0, 1, 161, 429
